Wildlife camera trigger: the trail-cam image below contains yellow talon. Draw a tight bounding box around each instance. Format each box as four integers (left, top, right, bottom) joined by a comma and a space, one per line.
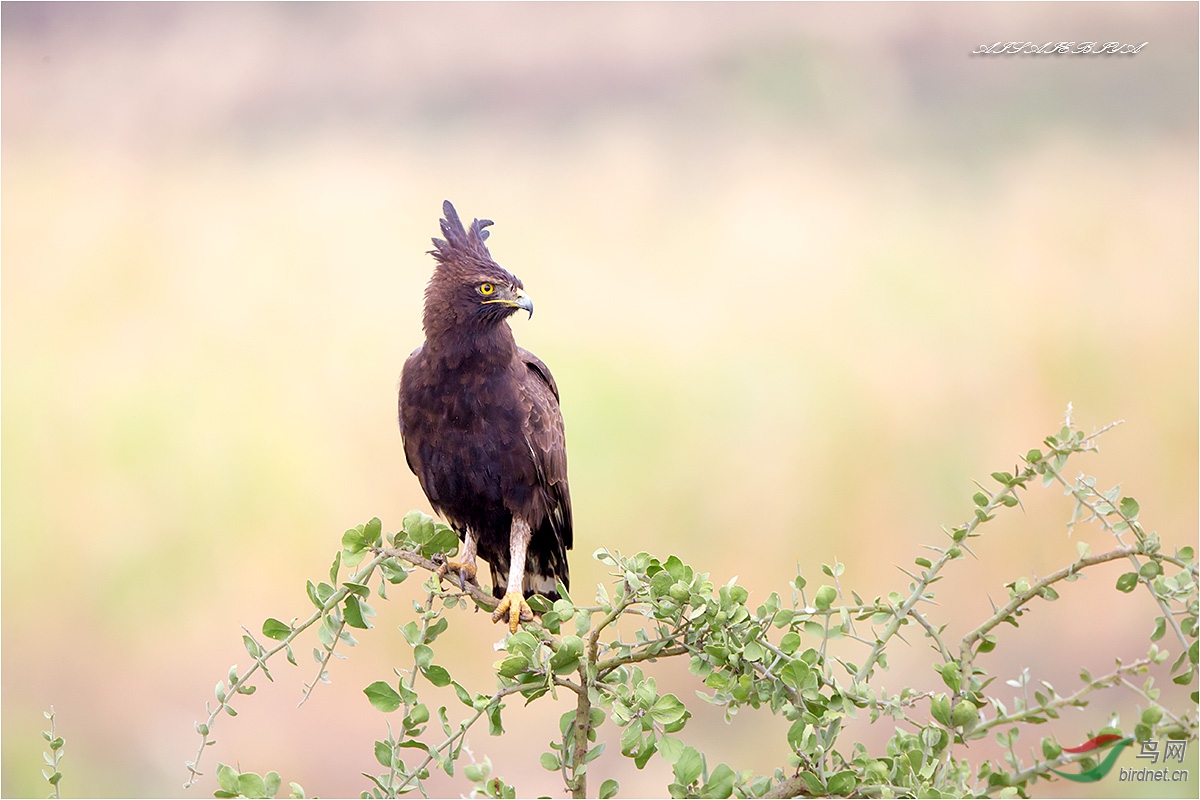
435, 558, 478, 590
491, 591, 534, 633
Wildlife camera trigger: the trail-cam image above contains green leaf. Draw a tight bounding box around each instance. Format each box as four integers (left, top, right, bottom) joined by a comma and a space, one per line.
421, 527, 459, 559
939, 663, 961, 692
704, 763, 736, 798
495, 655, 529, 678
527, 593, 553, 613
414, 644, 434, 670
262, 618, 291, 641
505, 630, 538, 656
343, 595, 369, 629
421, 664, 452, 687
1120, 497, 1140, 519
663, 555, 689, 581
650, 694, 687, 725
559, 634, 585, 658
404, 703, 430, 730
374, 739, 394, 768
427, 616, 450, 643
364, 681, 402, 713
342, 527, 368, 553
381, 560, 409, 584
549, 647, 581, 675
1116, 572, 1139, 593
242, 634, 263, 659
487, 702, 505, 736
951, 699, 978, 728
452, 680, 475, 708
930, 694, 951, 726
798, 772, 825, 795
217, 764, 240, 794
586, 742, 606, 763
403, 509, 435, 542
780, 659, 810, 690
826, 770, 857, 797
650, 570, 674, 598
1151, 617, 1167, 642
593, 548, 617, 565
539, 752, 561, 771
656, 736, 685, 764
779, 632, 801, 655
1178, 546, 1195, 563
599, 778, 620, 799
673, 746, 704, 786
1041, 737, 1062, 759
1139, 561, 1162, 579
400, 621, 422, 646
238, 771, 268, 799
972, 492, 989, 507
814, 585, 837, 611
786, 719, 806, 752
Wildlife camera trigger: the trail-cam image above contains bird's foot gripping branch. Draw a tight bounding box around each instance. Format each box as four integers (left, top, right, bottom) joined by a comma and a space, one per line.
187, 410, 1197, 799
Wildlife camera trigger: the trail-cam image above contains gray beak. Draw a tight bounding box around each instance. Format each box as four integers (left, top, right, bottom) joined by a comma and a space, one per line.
515, 289, 534, 319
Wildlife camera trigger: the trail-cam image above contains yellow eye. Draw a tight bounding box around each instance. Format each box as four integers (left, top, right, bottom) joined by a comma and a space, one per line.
479, 282, 495, 295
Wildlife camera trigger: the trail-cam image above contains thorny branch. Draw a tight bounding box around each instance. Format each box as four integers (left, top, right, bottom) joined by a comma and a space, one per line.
188, 413, 1196, 800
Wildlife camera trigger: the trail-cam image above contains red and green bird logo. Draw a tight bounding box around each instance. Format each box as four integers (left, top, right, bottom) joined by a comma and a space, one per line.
1050, 734, 1134, 783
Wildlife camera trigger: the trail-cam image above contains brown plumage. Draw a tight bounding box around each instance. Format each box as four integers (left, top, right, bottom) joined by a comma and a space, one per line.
398, 201, 572, 632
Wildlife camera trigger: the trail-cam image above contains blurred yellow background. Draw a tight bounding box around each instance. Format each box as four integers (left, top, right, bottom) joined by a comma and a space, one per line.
2, 3, 1196, 798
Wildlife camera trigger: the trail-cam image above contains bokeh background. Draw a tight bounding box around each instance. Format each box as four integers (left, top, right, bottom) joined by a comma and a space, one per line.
2, 3, 1196, 798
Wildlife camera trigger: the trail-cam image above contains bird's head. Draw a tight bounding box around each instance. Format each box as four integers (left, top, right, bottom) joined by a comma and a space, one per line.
423, 201, 534, 336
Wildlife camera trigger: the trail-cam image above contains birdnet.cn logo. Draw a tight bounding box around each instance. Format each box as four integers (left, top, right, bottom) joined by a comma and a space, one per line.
1049, 733, 1190, 784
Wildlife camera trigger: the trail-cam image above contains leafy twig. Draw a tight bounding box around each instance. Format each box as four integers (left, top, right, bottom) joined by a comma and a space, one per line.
41, 707, 64, 799
184, 551, 388, 788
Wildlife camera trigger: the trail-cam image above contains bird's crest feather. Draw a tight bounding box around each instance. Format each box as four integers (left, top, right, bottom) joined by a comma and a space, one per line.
430, 200, 495, 268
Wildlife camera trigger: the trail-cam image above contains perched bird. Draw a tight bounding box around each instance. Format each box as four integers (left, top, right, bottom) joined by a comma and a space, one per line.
398, 201, 572, 633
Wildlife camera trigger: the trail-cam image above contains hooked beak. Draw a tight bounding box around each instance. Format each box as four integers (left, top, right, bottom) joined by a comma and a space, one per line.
515, 288, 534, 319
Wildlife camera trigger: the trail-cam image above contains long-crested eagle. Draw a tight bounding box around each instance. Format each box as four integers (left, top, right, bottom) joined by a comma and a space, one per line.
398, 201, 572, 633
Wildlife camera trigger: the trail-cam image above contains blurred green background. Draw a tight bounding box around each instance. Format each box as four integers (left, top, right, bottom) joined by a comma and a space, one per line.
2, 3, 1196, 798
